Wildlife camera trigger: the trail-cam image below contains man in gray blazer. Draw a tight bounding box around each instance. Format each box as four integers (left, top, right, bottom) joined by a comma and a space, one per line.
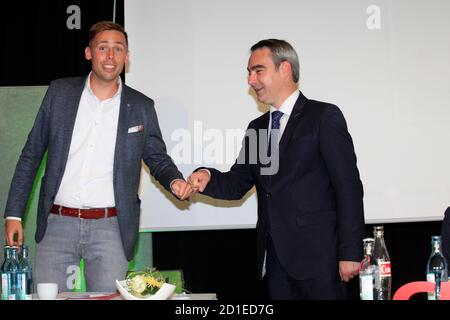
3, 21, 192, 292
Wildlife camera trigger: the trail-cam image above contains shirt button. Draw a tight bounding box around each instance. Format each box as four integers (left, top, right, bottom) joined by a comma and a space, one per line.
265, 193, 271, 198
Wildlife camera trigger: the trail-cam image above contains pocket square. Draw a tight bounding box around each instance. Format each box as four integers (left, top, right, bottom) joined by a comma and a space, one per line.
128, 125, 144, 133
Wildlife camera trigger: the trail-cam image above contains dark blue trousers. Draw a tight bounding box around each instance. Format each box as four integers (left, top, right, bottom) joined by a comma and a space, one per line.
265, 235, 347, 300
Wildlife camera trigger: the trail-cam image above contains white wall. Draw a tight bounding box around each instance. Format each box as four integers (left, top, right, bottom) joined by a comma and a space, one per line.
125, 0, 450, 230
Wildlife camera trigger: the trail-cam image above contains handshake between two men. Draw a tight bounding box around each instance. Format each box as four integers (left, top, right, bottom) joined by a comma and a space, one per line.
171, 170, 211, 200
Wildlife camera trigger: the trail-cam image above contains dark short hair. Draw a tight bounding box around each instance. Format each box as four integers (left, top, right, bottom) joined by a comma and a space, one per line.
88, 21, 128, 47
251, 39, 299, 83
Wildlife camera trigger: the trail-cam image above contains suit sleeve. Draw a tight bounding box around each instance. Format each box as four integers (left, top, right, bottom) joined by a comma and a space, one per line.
200, 126, 255, 200
319, 105, 365, 262
141, 102, 183, 192
4, 82, 53, 218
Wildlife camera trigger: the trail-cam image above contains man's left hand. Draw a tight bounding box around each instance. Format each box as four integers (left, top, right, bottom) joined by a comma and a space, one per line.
339, 261, 360, 282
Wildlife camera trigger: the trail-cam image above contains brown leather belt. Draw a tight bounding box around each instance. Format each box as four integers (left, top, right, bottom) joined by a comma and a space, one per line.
50, 205, 117, 219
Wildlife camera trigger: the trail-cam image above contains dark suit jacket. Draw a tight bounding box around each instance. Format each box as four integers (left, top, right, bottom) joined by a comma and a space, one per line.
440, 207, 450, 262
4, 76, 183, 261
200, 91, 365, 280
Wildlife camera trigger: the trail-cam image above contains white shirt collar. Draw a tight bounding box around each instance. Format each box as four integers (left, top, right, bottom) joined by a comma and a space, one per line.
85, 72, 123, 101
269, 90, 300, 117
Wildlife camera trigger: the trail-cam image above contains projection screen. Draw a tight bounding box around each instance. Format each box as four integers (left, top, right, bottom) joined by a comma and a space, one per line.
125, 0, 450, 231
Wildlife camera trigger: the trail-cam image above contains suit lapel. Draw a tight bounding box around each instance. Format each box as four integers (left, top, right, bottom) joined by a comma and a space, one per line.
255, 92, 307, 184
278, 91, 307, 155
113, 85, 131, 180
263, 91, 307, 185
61, 77, 86, 167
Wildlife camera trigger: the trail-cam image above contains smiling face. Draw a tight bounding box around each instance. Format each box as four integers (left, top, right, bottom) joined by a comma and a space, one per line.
247, 47, 297, 108
85, 30, 129, 85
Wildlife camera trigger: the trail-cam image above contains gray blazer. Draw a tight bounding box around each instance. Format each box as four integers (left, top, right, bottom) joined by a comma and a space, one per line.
4, 76, 183, 260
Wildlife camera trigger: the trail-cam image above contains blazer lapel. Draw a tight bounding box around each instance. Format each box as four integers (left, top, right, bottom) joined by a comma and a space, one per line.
113, 85, 131, 180
61, 78, 86, 167
278, 91, 307, 155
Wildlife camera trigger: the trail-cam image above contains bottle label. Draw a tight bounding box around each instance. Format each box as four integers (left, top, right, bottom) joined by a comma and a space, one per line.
426, 273, 436, 300
378, 261, 391, 277
360, 275, 374, 300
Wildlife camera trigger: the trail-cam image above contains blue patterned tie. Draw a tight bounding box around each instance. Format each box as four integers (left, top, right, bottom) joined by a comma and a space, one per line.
268, 110, 283, 157
271, 110, 283, 130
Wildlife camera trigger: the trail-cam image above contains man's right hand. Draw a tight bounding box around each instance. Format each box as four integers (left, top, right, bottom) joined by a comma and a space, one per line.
5, 219, 23, 247
188, 170, 211, 193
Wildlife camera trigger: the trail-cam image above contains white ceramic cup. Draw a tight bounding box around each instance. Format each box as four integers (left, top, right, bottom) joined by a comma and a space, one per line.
37, 283, 58, 300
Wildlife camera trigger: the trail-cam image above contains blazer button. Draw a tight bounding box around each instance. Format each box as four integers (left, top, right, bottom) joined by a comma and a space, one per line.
265, 193, 271, 198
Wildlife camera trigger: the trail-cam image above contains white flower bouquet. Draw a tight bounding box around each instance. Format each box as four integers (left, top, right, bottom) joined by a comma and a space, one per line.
115, 267, 176, 300
126, 268, 166, 297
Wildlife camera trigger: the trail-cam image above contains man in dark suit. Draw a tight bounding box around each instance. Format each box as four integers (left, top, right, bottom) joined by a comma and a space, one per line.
189, 39, 365, 299
4, 21, 192, 292
440, 207, 450, 262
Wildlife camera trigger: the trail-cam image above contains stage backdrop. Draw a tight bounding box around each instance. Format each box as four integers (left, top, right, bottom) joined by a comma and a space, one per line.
125, 0, 450, 231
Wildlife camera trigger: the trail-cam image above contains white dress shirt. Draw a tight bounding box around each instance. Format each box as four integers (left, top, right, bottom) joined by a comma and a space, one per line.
54, 74, 121, 208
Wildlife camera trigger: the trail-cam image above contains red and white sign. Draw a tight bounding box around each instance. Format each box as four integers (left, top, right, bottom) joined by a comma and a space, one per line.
379, 261, 391, 277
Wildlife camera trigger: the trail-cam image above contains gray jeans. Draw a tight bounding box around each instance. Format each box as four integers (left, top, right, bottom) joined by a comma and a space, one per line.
35, 214, 129, 293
